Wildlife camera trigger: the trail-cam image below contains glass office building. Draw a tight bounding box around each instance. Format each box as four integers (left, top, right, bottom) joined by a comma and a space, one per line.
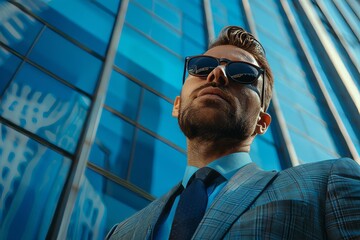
0, 0, 359, 238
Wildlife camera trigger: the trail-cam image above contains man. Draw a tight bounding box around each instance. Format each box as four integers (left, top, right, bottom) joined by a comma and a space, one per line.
107, 26, 360, 239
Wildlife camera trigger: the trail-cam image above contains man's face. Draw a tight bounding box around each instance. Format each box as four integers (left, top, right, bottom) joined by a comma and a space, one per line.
174, 45, 269, 142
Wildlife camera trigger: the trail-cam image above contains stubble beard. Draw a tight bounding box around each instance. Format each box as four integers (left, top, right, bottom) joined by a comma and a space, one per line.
178, 99, 256, 143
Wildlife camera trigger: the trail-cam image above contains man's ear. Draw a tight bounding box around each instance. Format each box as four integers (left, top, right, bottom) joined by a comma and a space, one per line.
255, 111, 271, 135
172, 96, 180, 117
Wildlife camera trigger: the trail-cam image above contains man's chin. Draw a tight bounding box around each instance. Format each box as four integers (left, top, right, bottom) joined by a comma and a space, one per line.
193, 107, 230, 121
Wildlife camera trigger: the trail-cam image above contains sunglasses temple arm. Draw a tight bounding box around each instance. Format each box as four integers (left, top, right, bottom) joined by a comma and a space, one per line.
182, 58, 187, 84
261, 70, 265, 110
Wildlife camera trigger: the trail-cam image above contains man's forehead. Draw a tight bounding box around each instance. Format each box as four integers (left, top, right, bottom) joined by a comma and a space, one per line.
204, 45, 258, 65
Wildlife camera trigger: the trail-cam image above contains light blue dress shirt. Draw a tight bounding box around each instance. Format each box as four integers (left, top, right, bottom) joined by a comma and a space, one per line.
155, 152, 252, 239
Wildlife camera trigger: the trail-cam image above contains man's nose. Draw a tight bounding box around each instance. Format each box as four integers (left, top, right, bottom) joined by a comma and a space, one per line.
206, 65, 229, 86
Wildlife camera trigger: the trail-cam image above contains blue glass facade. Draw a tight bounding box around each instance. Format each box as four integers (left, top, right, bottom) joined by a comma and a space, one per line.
0, 0, 359, 239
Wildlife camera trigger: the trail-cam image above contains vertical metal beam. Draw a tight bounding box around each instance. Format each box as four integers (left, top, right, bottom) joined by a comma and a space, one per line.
280, 0, 359, 163
314, 0, 360, 74
345, 0, 360, 21
333, 0, 360, 42
297, 0, 360, 114
241, 0, 299, 167
203, 0, 215, 43
47, 0, 130, 239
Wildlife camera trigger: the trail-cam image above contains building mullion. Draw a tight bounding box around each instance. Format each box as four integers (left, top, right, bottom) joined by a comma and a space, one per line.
241, 0, 299, 168
46, 0, 130, 239
315, 0, 360, 76
295, 0, 360, 137
279, 0, 359, 163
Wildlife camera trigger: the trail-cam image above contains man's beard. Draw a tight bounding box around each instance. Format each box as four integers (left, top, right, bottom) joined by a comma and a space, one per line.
178, 99, 256, 142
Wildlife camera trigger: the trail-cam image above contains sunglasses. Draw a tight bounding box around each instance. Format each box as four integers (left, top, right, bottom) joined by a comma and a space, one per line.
182, 55, 266, 109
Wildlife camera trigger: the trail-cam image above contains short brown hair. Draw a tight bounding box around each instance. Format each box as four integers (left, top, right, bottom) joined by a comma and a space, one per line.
209, 26, 273, 111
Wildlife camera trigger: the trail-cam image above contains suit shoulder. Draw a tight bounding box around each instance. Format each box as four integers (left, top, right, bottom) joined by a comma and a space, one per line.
281, 158, 359, 176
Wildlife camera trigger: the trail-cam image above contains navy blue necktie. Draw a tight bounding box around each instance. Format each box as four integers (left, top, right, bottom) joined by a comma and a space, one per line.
169, 167, 223, 240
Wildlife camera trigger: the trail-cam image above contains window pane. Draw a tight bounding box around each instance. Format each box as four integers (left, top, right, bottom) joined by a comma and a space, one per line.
116, 25, 183, 100
0, 46, 21, 95
29, 28, 102, 94
89, 109, 134, 179
211, 0, 247, 36
24, 0, 120, 56
130, 130, 186, 197
0, 2, 43, 55
0, 124, 71, 239
67, 168, 151, 239
0, 63, 90, 153
138, 90, 186, 149
105, 71, 141, 120
251, 138, 282, 170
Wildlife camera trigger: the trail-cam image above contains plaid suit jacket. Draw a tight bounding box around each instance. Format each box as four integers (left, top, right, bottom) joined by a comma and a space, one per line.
107, 158, 360, 239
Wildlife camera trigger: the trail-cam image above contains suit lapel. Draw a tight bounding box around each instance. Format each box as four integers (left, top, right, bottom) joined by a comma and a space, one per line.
133, 183, 182, 240
193, 163, 278, 239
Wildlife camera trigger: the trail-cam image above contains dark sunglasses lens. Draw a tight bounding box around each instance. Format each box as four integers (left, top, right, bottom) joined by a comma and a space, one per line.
227, 62, 260, 83
188, 57, 218, 76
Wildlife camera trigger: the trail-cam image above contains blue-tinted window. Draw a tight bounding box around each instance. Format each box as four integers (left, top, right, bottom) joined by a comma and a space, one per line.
0, 2, 43, 55
153, 0, 182, 30
275, 80, 322, 117
278, 98, 307, 131
0, 63, 90, 153
289, 129, 318, 164
94, 0, 120, 16
0, 47, 21, 95
312, 146, 339, 161
29, 28, 102, 94
130, 130, 186, 197
211, 0, 247, 36
286, 0, 360, 158
116, 25, 183, 100
138, 90, 186, 149
29, 0, 119, 56
89, 109, 135, 179
0, 124, 71, 239
251, 138, 281, 170
105, 71, 141, 120
167, 0, 204, 25
182, 37, 205, 57
334, 0, 360, 37
182, 13, 207, 48
67, 168, 151, 240
251, 1, 289, 44
126, 2, 182, 54
301, 112, 337, 151
129, 0, 206, 54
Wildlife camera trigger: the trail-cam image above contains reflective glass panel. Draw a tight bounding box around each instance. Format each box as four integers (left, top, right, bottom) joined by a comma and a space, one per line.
105, 71, 141, 120
130, 130, 186, 197
29, 27, 102, 94
251, 138, 281, 171
67, 168, 151, 239
211, 0, 247, 36
116, 25, 183, 100
0, 123, 71, 239
0, 63, 90, 153
138, 90, 186, 149
19, 0, 120, 56
0, 2, 43, 55
0, 46, 21, 95
89, 109, 134, 179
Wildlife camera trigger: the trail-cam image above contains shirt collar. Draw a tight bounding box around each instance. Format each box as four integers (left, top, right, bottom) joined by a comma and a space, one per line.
182, 152, 252, 187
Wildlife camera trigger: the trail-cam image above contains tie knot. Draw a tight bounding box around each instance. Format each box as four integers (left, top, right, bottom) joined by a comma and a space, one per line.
189, 167, 221, 187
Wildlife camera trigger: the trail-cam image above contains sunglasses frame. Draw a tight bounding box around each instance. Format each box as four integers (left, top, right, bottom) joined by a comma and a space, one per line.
182, 55, 266, 110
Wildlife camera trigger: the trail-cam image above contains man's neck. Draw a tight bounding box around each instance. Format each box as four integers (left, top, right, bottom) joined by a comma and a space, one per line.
186, 138, 252, 168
